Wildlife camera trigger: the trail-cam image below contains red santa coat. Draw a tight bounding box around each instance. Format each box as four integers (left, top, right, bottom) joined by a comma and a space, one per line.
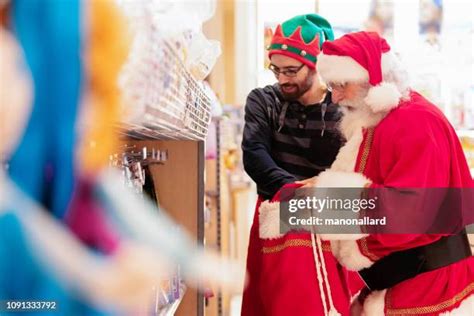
316, 91, 474, 315
241, 183, 365, 316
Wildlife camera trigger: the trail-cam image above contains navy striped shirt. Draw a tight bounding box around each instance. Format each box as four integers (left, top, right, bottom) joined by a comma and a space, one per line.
242, 84, 343, 199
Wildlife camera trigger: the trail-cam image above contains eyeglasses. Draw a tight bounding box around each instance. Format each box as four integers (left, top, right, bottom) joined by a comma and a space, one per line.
326, 82, 347, 92
269, 63, 305, 78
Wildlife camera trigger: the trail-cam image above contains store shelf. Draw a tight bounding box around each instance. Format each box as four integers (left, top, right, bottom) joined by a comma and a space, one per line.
125, 139, 205, 316
156, 284, 187, 316
118, 10, 210, 312
117, 122, 204, 141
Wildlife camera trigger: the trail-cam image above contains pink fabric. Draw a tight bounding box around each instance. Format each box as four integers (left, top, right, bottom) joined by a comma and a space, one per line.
65, 179, 120, 254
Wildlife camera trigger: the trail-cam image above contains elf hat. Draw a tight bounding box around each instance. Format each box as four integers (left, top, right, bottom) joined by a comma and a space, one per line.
268, 14, 334, 69
317, 31, 402, 113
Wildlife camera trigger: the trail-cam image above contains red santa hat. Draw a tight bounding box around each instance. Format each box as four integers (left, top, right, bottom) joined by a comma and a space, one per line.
317, 32, 402, 113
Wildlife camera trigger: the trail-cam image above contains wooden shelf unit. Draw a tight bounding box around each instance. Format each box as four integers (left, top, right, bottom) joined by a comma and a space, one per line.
125, 139, 205, 316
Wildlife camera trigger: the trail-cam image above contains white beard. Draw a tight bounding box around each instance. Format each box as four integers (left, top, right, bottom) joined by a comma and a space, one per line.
338, 98, 386, 141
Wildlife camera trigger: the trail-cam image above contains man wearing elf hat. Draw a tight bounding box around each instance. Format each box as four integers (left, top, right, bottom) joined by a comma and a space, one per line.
241, 14, 363, 316
311, 31, 474, 315
242, 14, 342, 200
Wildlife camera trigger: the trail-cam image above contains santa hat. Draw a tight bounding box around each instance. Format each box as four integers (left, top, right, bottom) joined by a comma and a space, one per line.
317, 32, 402, 113
268, 14, 334, 69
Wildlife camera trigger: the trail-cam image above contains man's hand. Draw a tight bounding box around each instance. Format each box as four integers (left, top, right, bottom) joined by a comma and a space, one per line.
295, 176, 319, 188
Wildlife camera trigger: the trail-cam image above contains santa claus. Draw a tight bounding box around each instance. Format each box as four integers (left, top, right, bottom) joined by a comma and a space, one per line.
311, 31, 474, 315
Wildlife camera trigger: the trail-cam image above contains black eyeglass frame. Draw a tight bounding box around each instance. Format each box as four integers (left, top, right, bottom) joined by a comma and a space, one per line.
269, 63, 305, 78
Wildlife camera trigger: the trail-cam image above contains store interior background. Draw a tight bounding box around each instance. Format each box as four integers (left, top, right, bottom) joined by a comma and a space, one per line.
1, 0, 472, 316
201, 0, 473, 315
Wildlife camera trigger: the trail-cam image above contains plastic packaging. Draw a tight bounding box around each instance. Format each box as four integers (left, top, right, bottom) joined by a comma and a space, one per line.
186, 32, 221, 80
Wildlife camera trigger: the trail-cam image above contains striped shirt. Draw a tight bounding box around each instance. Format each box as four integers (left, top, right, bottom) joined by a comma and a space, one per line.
242, 84, 343, 199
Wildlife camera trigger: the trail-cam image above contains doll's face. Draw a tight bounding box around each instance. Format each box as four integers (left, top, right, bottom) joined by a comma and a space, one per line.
0, 28, 32, 161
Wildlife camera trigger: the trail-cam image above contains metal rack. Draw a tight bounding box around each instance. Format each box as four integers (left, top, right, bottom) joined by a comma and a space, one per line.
119, 29, 212, 141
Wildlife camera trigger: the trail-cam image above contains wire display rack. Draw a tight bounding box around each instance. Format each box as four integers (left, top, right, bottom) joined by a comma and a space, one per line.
119, 24, 212, 141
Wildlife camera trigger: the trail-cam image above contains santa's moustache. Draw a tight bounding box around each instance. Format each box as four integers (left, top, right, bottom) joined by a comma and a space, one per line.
337, 95, 385, 141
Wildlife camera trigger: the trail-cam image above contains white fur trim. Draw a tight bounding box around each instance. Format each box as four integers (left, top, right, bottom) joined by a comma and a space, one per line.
361, 290, 387, 316
339, 109, 387, 141
317, 52, 369, 83
317, 170, 371, 188
317, 51, 403, 113
258, 201, 283, 239
320, 233, 368, 241
317, 52, 397, 84
365, 82, 401, 113
316, 132, 371, 241
330, 130, 364, 172
440, 294, 474, 315
331, 240, 373, 271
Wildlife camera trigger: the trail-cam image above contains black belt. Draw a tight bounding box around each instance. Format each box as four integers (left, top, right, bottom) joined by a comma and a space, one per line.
358, 231, 472, 291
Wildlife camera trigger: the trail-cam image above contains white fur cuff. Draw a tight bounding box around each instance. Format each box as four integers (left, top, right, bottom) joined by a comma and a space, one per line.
317, 170, 371, 188
258, 201, 283, 239
360, 289, 387, 316
320, 233, 368, 241
316, 171, 371, 241
331, 240, 373, 271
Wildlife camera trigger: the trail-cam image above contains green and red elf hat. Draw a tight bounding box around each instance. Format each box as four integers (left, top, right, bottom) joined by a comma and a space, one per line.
268, 14, 334, 69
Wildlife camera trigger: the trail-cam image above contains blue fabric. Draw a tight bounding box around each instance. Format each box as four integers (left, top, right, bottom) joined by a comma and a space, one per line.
8, 0, 82, 218
0, 212, 106, 316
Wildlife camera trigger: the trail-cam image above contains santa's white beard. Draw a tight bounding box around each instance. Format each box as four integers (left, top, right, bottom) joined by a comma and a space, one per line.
338, 96, 386, 140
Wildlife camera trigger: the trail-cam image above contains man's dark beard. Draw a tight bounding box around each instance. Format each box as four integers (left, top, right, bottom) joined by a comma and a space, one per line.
279, 71, 314, 101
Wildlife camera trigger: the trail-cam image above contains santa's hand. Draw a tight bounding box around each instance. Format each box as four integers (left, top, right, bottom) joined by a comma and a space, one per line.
295, 176, 319, 188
